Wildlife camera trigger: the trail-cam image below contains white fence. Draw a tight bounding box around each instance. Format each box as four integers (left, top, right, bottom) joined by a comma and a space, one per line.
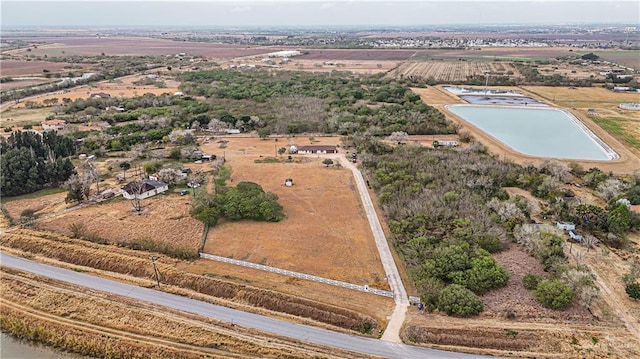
200, 252, 421, 303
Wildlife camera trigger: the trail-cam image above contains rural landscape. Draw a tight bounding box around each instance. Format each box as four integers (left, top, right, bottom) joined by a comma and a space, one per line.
1, 2, 640, 358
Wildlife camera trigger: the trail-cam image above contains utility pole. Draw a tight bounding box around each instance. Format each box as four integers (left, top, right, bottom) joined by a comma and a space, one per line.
150, 256, 160, 287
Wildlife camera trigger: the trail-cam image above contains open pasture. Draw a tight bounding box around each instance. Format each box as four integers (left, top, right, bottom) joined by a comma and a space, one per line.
199, 136, 389, 289
395, 60, 519, 82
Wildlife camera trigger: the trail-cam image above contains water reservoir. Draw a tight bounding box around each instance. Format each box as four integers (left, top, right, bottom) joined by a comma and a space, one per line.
446, 105, 617, 161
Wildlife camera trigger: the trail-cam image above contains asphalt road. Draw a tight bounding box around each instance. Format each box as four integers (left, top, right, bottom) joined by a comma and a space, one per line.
1, 253, 493, 359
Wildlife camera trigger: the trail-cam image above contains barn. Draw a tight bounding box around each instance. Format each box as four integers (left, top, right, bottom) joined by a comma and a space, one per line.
296, 145, 338, 154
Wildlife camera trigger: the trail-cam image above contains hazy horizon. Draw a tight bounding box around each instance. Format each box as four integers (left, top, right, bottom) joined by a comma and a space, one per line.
2, 1, 639, 28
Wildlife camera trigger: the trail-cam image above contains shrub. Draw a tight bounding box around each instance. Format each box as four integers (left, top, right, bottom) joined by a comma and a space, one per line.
475, 234, 504, 253
465, 255, 510, 295
626, 283, 640, 300
523, 273, 543, 290
535, 279, 574, 310
416, 276, 445, 311
437, 284, 483, 317
68, 222, 86, 239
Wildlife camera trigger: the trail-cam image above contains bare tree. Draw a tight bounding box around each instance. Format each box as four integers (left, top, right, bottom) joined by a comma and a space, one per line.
389, 131, 409, 144
81, 161, 99, 198
582, 234, 599, 252
539, 159, 572, 182
128, 181, 147, 212
596, 178, 627, 201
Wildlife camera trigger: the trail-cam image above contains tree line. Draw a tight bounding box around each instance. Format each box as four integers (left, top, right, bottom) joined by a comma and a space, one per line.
1, 131, 76, 197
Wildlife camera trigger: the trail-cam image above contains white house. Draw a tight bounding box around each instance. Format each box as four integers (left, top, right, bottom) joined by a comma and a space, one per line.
41, 119, 66, 131
556, 222, 576, 231
569, 230, 583, 242
122, 180, 168, 200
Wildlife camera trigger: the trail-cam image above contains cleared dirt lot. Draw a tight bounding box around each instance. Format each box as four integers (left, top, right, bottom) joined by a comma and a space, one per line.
199, 136, 389, 289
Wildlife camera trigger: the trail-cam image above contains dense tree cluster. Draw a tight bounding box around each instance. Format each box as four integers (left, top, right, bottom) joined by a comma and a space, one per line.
1, 131, 76, 196
191, 167, 284, 226
178, 69, 455, 135
361, 144, 522, 314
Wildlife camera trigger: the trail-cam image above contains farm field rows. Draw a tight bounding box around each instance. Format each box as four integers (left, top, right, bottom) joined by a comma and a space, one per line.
395, 60, 519, 82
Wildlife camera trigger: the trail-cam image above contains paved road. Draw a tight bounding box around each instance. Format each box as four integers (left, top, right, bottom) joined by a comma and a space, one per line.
0, 253, 492, 359
337, 156, 410, 343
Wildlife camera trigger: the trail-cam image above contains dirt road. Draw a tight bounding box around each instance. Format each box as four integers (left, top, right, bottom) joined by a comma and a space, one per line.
337, 156, 410, 343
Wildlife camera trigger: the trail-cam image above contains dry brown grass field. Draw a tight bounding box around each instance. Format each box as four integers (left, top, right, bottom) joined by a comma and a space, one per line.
2, 191, 68, 221
37, 194, 204, 250
199, 136, 389, 289
395, 61, 519, 83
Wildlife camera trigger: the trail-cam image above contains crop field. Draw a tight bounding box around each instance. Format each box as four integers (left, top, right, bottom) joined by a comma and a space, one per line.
3, 36, 275, 59
199, 136, 389, 289
37, 194, 204, 251
395, 60, 519, 82
582, 50, 640, 70
0, 60, 89, 77
300, 49, 417, 61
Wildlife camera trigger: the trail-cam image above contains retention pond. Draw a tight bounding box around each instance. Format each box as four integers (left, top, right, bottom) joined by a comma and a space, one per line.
446, 105, 617, 161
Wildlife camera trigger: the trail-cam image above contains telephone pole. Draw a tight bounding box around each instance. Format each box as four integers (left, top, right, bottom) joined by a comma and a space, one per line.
150, 256, 160, 287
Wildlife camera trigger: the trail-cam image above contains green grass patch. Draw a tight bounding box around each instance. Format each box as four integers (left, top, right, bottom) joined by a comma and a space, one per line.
592, 117, 640, 151
0, 107, 54, 127
0, 187, 66, 204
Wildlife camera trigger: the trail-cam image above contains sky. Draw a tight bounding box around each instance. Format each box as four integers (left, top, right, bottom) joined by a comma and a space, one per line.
1, 1, 639, 27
